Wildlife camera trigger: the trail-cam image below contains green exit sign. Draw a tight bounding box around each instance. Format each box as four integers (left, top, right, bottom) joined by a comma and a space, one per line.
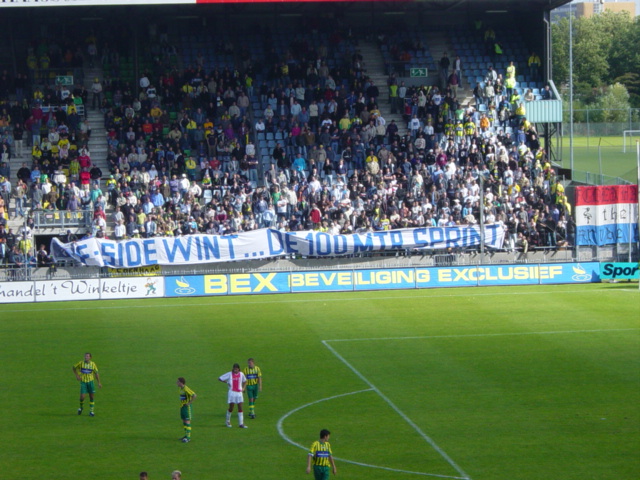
410, 68, 428, 77
55, 76, 74, 86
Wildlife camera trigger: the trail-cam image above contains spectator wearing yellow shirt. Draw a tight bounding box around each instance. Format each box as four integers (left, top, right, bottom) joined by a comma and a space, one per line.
528, 52, 541, 81
32, 144, 42, 161
338, 114, 351, 131
185, 156, 197, 181
150, 106, 163, 121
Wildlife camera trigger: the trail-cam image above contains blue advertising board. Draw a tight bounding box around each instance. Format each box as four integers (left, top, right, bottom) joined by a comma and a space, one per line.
164, 263, 600, 298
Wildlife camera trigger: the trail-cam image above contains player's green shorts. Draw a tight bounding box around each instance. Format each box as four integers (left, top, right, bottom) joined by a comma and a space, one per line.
80, 381, 96, 395
180, 404, 192, 421
247, 384, 259, 399
313, 465, 330, 480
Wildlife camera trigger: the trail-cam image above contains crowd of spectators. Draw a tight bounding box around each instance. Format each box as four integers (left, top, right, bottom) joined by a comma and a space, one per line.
1, 24, 573, 272
0, 35, 95, 272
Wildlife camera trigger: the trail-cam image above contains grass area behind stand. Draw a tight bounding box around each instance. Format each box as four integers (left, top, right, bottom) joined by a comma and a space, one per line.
558, 136, 639, 183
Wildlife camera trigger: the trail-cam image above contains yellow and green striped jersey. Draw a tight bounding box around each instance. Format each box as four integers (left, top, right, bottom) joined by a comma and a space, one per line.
179, 385, 196, 406
74, 361, 98, 383
309, 441, 333, 467
243, 365, 262, 386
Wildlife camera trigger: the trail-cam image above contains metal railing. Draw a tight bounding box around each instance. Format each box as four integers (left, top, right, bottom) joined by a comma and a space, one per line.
569, 170, 633, 186
33, 210, 92, 230
2, 244, 636, 283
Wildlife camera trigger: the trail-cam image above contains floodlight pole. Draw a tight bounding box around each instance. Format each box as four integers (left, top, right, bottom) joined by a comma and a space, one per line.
598, 138, 602, 183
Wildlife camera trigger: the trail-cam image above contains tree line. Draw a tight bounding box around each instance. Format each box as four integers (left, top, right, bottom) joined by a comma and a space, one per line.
552, 10, 639, 110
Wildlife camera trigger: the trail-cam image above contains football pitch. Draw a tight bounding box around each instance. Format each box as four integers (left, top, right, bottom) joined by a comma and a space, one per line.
1, 284, 638, 480
558, 136, 639, 183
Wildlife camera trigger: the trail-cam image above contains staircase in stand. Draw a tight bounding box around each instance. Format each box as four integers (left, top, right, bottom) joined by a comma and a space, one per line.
424, 31, 473, 106
357, 40, 407, 136
82, 66, 110, 184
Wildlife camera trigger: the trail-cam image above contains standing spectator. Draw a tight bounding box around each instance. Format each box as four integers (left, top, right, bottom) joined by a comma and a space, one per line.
448, 72, 459, 99
454, 55, 462, 83
0, 237, 7, 267
91, 78, 103, 110
13, 123, 24, 157
439, 52, 450, 89
409, 115, 421, 139
366, 81, 379, 104
528, 52, 541, 81
13, 179, 27, 218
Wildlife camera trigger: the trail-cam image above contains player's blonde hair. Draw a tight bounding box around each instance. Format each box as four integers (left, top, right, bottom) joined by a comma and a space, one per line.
171, 470, 181, 479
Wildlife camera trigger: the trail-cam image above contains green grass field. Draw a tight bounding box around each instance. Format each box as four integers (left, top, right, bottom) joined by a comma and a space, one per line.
1, 284, 639, 480
557, 136, 639, 183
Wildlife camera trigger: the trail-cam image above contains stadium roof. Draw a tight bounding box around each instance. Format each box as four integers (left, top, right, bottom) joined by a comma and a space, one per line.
416, 0, 573, 13
416, 0, 571, 13
0, 0, 573, 11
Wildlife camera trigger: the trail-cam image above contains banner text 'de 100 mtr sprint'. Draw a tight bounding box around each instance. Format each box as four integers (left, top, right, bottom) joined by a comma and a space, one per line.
51, 226, 505, 268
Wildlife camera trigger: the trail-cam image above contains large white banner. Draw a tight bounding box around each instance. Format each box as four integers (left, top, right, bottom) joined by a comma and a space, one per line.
51, 226, 505, 268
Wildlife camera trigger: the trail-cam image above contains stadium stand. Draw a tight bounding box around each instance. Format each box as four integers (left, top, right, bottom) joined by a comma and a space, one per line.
0, 7, 573, 276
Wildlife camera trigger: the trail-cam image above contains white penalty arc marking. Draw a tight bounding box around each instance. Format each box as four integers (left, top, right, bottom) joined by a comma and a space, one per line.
276, 389, 467, 480
318, 327, 640, 479
322, 341, 473, 480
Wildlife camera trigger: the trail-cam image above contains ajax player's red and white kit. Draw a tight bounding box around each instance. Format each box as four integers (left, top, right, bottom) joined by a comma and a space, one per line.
219, 371, 246, 404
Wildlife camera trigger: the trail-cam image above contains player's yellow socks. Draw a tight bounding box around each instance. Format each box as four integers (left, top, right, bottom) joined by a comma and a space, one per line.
89, 401, 95, 412
184, 423, 191, 438
249, 402, 255, 415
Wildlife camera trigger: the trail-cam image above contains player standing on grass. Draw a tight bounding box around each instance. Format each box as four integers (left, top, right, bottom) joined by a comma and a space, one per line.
218, 363, 248, 428
72, 352, 102, 416
177, 377, 196, 442
306, 429, 337, 479
243, 357, 262, 419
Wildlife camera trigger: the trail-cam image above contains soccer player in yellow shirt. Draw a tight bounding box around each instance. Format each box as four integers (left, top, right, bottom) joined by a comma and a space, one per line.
177, 377, 196, 443
306, 429, 337, 480
72, 352, 102, 416
243, 358, 262, 419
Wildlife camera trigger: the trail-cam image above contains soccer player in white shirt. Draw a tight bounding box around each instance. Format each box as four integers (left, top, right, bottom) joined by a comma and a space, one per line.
218, 363, 248, 428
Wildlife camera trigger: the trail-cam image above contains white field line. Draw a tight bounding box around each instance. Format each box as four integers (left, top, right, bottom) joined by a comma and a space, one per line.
320, 327, 639, 479
276, 389, 467, 480
324, 328, 640, 343
1, 286, 634, 314
322, 341, 472, 480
